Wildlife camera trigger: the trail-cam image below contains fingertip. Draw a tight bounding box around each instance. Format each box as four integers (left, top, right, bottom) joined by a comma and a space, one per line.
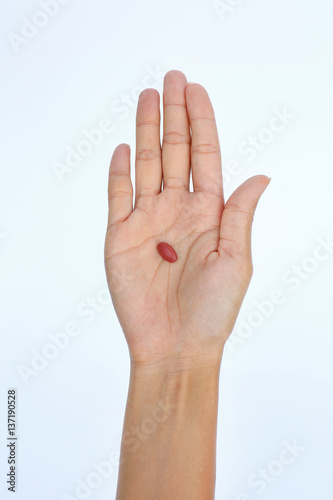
258, 175, 272, 192
185, 82, 209, 100
109, 144, 131, 180
111, 143, 130, 163
164, 70, 187, 82
246, 174, 270, 184
116, 143, 131, 152
259, 174, 272, 186
240, 175, 272, 197
138, 88, 160, 102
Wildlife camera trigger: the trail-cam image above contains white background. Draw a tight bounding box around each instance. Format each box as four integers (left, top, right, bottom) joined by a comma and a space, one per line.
1, 0, 333, 499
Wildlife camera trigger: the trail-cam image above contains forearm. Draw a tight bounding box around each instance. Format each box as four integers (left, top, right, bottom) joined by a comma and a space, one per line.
115, 358, 222, 500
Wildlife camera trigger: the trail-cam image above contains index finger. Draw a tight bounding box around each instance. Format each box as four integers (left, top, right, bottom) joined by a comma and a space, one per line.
185, 83, 223, 199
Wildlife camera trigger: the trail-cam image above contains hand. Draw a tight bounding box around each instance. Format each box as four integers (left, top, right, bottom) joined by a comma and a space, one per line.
104, 70, 270, 369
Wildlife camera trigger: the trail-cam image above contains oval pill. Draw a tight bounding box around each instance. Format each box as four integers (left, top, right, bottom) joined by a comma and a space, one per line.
157, 242, 177, 263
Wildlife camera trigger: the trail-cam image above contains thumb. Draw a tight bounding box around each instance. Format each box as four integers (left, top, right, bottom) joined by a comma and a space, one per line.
219, 175, 271, 262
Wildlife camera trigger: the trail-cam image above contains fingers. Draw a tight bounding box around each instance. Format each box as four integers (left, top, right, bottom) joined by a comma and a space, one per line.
107, 144, 133, 228
162, 70, 191, 191
219, 175, 271, 263
135, 89, 162, 205
185, 83, 223, 198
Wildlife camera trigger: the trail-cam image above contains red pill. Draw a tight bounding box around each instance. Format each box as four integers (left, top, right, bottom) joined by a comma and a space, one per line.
157, 242, 178, 263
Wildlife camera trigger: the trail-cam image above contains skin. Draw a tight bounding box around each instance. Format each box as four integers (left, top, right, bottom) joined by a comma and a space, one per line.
104, 70, 270, 499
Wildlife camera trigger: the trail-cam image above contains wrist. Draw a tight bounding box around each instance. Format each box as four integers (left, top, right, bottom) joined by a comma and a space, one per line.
129, 345, 224, 377
128, 355, 222, 408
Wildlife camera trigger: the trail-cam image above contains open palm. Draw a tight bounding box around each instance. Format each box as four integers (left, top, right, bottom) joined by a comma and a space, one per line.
104, 71, 270, 368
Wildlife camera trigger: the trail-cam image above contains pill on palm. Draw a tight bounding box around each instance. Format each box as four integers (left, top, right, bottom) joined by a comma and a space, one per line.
157, 242, 177, 263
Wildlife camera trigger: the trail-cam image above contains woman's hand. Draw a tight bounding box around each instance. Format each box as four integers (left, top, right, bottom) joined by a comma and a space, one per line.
104, 70, 270, 369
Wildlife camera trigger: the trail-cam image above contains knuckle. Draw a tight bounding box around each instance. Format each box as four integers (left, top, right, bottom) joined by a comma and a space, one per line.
136, 120, 159, 128
136, 148, 161, 162
163, 176, 187, 189
108, 190, 131, 200
163, 130, 190, 145
109, 170, 128, 178
224, 203, 254, 222
137, 186, 156, 197
192, 143, 221, 156
195, 183, 223, 198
